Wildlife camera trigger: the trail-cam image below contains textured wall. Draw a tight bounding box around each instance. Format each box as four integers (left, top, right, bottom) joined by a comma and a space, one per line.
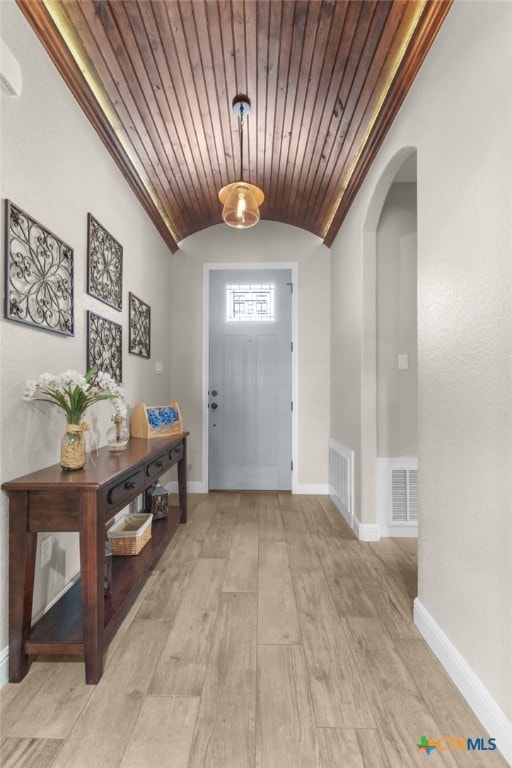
0, 3, 173, 663
171, 222, 331, 488
415, 1, 512, 721
330, 0, 512, 722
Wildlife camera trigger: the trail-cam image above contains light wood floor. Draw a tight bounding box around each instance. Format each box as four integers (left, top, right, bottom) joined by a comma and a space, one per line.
0, 493, 507, 767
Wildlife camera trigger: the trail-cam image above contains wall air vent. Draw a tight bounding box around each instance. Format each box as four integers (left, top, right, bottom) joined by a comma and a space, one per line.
328, 439, 354, 527
391, 467, 419, 524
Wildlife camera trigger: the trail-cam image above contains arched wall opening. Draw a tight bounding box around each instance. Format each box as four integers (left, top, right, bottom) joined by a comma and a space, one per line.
375, 155, 418, 536
170, 220, 331, 493
359, 147, 417, 533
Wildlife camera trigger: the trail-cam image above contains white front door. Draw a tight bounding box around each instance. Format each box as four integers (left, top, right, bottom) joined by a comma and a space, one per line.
208, 269, 292, 490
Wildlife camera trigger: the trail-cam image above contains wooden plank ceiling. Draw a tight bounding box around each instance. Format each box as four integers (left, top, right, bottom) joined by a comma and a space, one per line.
18, 0, 452, 252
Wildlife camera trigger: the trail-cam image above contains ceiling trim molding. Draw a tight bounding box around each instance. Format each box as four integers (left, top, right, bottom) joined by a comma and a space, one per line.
323, 0, 453, 248
16, 0, 180, 253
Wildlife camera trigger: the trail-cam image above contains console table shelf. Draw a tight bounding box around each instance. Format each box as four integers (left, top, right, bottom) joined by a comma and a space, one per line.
2, 433, 188, 684
26, 510, 181, 653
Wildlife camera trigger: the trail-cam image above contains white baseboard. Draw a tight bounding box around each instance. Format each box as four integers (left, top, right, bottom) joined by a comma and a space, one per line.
165, 481, 328, 495
292, 483, 329, 495
353, 517, 380, 541
0, 645, 8, 688
165, 482, 329, 495
166, 481, 207, 494
329, 489, 381, 542
414, 598, 512, 766
328, 486, 352, 528
380, 524, 418, 538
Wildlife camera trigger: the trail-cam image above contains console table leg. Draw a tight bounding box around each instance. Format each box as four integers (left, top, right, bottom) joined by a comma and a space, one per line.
79, 492, 104, 684
8, 492, 36, 682
178, 439, 187, 523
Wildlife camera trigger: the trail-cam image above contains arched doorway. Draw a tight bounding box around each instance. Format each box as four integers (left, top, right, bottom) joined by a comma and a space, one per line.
375, 154, 418, 536
359, 148, 417, 536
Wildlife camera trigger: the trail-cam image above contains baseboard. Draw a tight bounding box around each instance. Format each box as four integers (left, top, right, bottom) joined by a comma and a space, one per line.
414, 598, 512, 766
0, 645, 8, 688
165, 482, 329, 495
292, 483, 329, 495
329, 491, 381, 541
328, 486, 352, 527
353, 516, 380, 541
166, 481, 207, 494
379, 523, 418, 538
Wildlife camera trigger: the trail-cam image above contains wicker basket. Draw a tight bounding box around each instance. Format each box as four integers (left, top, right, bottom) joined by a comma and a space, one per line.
107, 513, 153, 556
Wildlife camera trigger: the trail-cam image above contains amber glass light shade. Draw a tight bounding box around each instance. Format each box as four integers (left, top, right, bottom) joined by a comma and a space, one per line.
218, 182, 264, 229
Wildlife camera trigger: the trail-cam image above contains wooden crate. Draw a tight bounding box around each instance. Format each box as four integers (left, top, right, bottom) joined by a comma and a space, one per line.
130, 401, 183, 439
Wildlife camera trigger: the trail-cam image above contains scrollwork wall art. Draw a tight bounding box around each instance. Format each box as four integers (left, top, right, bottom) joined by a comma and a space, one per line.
87, 214, 123, 310
129, 292, 151, 359
87, 311, 122, 383
4, 200, 74, 335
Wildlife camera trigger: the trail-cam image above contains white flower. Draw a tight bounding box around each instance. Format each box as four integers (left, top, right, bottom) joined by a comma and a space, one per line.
37, 372, 59, 389
61, 370, 87, 389
23, 366, 123, 422
95, 370, 121, 396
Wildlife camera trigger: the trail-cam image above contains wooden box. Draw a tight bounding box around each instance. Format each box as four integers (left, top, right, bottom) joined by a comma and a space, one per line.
130, 401, 183, 439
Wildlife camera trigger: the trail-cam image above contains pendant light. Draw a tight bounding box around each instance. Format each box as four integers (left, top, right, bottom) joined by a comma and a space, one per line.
218, 97, 264, 229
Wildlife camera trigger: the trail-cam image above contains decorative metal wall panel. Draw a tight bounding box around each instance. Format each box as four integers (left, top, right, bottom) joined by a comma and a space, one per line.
128, 292, 150, 358
87, 214, 123, 310
87, 311, 122, 383
4, 200, 74, 335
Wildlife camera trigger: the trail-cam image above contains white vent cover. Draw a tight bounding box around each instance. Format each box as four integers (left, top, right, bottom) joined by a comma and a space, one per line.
328, 439, 354, 526
391, 468, 418, 524
330, 449, 349, 509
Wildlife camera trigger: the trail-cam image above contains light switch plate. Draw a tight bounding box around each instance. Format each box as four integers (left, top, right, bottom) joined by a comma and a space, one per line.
155, 360, 164, 375
397, 353, 409, 370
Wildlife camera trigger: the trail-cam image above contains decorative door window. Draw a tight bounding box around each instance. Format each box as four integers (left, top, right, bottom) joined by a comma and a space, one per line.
226, 284, 275, 322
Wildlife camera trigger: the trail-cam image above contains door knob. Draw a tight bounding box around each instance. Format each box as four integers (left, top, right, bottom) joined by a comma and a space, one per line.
211, 402, 218, 410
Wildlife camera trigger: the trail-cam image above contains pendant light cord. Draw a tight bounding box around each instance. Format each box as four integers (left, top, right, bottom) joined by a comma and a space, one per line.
239, 107, 244, 182
219, 96, 263, 228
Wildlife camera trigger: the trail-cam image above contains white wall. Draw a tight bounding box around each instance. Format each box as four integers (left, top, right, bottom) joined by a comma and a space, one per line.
376, 181, 417, 457
330, 0, 512, 743
171, 222, 330, 490
0, 2, 173, 677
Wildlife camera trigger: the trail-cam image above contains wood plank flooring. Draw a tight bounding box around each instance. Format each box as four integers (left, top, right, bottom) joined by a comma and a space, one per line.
0, 493, 507, 767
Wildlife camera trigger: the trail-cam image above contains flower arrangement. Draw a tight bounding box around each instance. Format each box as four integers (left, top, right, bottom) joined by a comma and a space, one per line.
23, 366, 124, 424
147, 406, 179, 429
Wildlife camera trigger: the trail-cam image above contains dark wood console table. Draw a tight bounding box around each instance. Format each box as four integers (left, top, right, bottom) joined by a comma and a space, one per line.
2, 432, 188, 684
